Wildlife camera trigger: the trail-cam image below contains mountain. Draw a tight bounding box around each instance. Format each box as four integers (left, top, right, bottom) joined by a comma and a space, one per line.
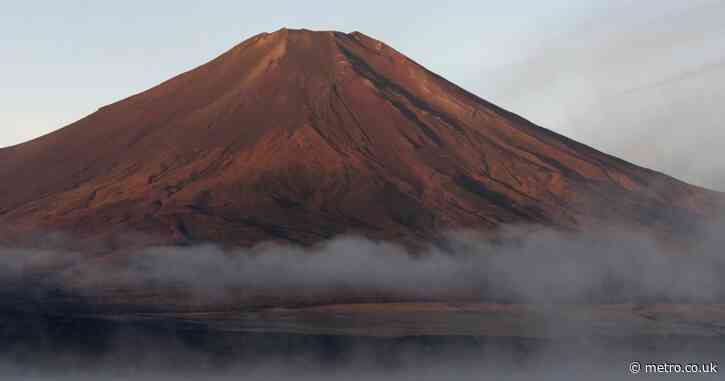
0, 28, 721, 249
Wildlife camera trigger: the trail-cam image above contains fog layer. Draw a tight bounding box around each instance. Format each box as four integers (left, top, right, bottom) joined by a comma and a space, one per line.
2, 221, 724, 309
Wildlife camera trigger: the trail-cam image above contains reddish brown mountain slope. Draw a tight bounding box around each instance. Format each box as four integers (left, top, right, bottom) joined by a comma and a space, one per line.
0, 29, 721, 248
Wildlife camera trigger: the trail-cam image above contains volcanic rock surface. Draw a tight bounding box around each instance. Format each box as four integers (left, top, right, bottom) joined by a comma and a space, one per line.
0, 28, 721, 249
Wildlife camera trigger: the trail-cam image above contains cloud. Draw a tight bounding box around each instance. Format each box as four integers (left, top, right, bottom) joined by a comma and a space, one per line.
2, 219, 725, 379
3, 218, 725, 313
476, 1, 725, 190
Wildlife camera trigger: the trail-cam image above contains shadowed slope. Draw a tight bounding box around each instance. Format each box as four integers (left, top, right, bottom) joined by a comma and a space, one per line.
0, 28, 721, 249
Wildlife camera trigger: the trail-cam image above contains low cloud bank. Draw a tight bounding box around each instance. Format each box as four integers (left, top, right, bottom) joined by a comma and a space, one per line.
1, 222, 725, 380
2, 220, 725, 309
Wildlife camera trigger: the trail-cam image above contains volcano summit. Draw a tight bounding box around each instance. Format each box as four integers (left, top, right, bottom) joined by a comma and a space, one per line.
0, 29, 721, 249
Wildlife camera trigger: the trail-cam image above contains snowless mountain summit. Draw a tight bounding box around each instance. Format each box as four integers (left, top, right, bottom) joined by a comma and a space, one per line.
0, 28, 721, 248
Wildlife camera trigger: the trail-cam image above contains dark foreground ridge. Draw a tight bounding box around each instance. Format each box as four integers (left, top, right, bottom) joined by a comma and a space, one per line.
0, 28, 721, 250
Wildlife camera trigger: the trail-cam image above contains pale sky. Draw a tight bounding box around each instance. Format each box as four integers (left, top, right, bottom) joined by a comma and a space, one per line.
1, 0, 724, 189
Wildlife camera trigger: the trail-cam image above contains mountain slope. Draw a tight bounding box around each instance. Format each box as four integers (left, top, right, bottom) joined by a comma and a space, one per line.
0, 29, 721, 249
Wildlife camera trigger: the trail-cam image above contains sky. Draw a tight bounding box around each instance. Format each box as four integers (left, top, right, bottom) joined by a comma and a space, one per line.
1, 0, 723, 190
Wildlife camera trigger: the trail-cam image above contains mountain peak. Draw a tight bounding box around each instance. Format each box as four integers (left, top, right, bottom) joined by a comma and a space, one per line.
0, 30, 721, 250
